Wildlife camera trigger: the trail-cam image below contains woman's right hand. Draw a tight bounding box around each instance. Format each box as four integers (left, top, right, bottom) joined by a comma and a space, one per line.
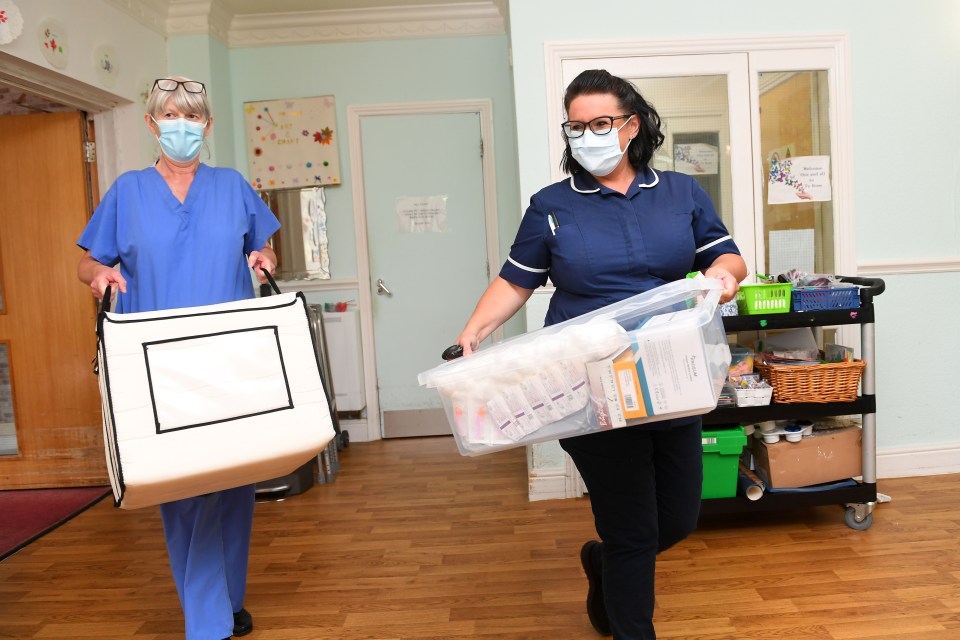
455, 331, 480, 357
89, 265, 127, 301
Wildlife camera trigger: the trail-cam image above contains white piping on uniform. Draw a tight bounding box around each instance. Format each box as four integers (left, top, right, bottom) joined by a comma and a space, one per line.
568, 168, 660, 193
637, 169, 660, 188
696, 235, 732, 253
508, 255, 549, 273
569, 175, 599, 194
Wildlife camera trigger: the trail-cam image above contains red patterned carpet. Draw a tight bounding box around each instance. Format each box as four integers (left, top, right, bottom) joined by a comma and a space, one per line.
0, 486, 111, 560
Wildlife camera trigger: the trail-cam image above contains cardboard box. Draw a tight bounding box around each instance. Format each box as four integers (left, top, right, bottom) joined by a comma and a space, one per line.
749, 426, 862, 488
587, 309, 728, 429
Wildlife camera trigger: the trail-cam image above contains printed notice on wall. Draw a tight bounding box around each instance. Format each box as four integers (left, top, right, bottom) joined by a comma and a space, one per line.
674, 143, 719, 175
767, 154, 832, 204
396, 195, 448, 233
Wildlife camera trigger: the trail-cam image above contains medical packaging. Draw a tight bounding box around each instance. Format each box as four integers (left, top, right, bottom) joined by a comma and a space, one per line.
418, 278, 731, 456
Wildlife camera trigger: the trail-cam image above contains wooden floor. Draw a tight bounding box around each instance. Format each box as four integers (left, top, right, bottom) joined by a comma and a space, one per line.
1, 436, 959, 639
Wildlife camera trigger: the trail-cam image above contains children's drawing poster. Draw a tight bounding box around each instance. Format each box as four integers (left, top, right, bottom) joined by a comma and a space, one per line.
674, 143, 719, 175
244, 95, 341, 191
767, 154, 831, 204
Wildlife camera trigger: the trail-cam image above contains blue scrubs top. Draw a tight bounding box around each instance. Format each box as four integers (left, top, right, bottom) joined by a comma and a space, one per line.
78, 164, 280, 313
500, 167, 741, 326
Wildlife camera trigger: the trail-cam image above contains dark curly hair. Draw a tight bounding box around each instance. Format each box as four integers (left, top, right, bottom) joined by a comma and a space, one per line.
561, 69, 665, 176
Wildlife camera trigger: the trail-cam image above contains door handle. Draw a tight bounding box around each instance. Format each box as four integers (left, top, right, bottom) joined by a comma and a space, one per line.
376, 278, 392, 296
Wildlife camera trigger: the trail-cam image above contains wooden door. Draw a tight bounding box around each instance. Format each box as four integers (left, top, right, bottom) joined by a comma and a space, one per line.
0, 111, 106, 488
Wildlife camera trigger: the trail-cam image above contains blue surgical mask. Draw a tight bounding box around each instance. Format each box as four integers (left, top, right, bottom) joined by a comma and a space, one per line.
152, 116, 206, 163
569, 116, 634, 177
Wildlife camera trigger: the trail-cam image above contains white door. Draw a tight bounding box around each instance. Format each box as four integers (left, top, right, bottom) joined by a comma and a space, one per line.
359, 111, 490, 438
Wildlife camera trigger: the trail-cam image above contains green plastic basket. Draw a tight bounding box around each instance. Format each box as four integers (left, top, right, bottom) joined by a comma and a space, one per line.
736, 283, 792, 315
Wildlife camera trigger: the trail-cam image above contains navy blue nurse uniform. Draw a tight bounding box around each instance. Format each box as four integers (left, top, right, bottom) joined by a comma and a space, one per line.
500, 167, 740, 640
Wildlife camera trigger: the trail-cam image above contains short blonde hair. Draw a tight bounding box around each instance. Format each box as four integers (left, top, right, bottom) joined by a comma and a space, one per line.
146, 76, 211, 121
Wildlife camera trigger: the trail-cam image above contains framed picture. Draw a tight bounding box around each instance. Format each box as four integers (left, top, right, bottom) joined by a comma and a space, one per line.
243, 95, 341, 191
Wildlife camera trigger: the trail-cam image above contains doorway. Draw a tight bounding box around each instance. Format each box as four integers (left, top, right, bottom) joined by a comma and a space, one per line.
0, 109, 104, 487
347, 100, 500, 440
0, 59, 127, 487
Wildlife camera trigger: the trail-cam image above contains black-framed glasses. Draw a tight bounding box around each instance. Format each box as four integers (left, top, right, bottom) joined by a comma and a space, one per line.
153, 79, 206, 94
562, 114, 633, 138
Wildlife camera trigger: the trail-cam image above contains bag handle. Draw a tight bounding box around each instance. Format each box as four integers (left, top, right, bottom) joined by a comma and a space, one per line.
100, 285, 112, 316
260, 268, 281, 296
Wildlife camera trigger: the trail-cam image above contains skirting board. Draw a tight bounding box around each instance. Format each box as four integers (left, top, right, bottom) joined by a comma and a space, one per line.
382, 409, 451, 438
528, 444, 960, 502
877, 444, 960, 478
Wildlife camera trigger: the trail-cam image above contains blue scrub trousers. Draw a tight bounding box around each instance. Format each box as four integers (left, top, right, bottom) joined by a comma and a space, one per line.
160, 484, 256, 640
560, 419, 703, 640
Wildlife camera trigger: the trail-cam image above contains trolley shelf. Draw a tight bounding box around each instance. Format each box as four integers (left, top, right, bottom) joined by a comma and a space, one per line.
700, 481, 877, 515
721, 306, 873, 331
704, 395, 876, 425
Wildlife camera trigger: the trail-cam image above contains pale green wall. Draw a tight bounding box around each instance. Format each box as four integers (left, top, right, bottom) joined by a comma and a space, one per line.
166, 32, 522, 335
508, 0, 960, 453
168, 35, 236, 167
221, 36, 519, 286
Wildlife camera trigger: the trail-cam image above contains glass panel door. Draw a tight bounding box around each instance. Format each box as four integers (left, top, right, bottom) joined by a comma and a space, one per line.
758, 70, 834, 275
558, 53, 757, 273
748, 46, 853, 279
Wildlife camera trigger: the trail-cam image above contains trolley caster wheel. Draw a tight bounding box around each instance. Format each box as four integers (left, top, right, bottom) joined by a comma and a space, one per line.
844, 506, 873, 530
340, 431, 350, 448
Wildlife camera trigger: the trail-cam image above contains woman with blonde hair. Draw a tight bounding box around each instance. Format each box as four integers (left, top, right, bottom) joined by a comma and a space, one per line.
78, 77, 279, 639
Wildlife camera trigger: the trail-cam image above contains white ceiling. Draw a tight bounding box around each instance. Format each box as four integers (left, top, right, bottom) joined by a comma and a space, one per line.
0, 0, 507, 114
218, 0, 495, 13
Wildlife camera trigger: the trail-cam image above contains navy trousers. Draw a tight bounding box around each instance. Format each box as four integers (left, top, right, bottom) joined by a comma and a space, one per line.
160, 483, 256, 640
561, 419, 703, 640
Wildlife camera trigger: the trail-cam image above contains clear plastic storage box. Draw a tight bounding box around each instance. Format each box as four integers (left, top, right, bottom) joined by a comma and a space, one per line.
418, 278, 732, 456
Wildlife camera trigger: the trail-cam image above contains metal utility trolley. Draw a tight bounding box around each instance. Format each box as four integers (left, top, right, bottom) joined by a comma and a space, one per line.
700, 276, 885, 530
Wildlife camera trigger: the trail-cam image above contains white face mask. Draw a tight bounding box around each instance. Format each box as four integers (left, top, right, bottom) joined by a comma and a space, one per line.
568, 116, 634, 177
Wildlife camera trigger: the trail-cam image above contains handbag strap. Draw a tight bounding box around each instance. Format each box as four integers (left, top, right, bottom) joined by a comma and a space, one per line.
100, 285, 112, 316
261, 268, 281, 296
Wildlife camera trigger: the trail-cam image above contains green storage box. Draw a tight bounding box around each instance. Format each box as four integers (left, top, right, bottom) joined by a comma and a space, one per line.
701, 425, 747, 499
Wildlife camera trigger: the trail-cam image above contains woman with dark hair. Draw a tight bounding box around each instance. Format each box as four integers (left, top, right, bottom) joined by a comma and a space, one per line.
453, 69, 746, 638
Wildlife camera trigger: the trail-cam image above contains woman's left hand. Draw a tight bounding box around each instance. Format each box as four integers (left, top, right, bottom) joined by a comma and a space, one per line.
248, 248, 277, 284
703, 265, 740, 303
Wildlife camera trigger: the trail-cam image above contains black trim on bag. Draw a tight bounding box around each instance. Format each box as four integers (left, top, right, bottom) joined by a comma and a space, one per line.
97, 316, 126, 507
143, 325, 294, 434
100, 295, 300, 326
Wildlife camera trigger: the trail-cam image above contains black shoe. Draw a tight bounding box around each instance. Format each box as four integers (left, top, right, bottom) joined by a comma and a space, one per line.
580, 540, 612, 636
233, 608, 253, 637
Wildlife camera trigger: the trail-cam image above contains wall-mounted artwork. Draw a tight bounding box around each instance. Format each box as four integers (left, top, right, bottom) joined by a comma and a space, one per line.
0, 1, 24, 46
243, 95, 341, 191
37, 18, 68, 69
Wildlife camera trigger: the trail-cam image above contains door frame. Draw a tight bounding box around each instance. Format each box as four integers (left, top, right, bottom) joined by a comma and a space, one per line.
0, 51, 131, 189
347, 99, 500, 441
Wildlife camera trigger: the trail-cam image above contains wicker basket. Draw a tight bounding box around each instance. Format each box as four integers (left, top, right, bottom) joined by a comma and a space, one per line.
756, 359, 866, 403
